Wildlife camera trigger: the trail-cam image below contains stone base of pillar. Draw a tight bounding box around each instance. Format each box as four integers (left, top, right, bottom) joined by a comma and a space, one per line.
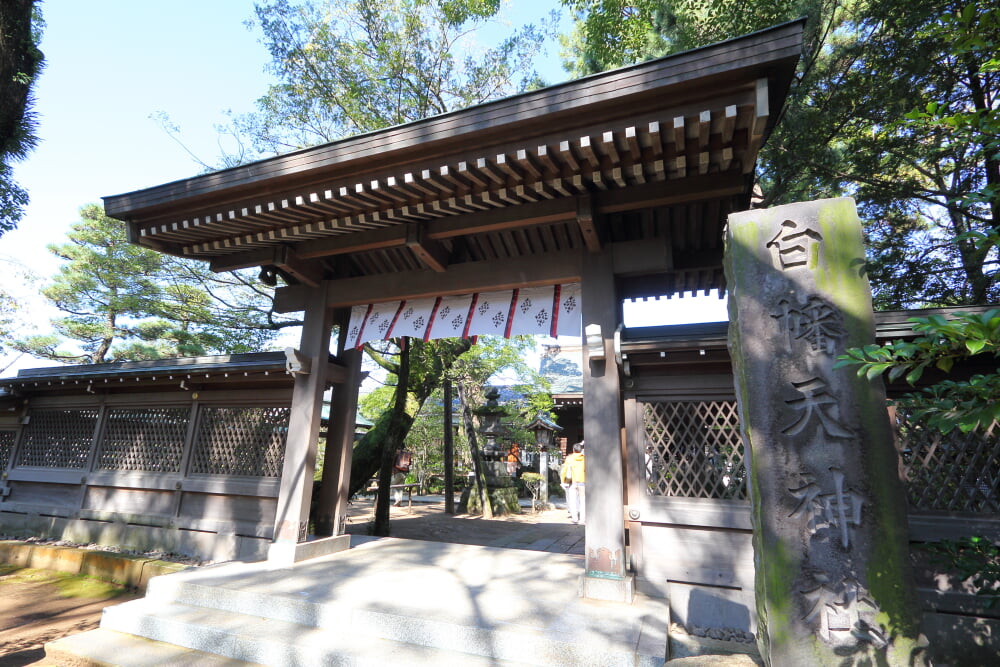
579, 573, 635, 603
267, 534, 351, 567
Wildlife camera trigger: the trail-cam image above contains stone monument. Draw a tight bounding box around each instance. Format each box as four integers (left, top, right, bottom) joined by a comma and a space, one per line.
725, 198, 926, 665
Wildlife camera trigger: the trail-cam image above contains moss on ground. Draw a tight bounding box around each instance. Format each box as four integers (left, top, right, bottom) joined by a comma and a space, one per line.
0, 565, 130, 599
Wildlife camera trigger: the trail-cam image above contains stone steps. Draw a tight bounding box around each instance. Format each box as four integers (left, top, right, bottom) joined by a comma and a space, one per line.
47, 537, 670, 666
44, 626, 511, 667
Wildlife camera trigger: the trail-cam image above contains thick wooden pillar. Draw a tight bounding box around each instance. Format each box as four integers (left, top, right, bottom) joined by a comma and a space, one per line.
315, 307, 364, 537
269, 283, 332, 562
580, 249, 633, 602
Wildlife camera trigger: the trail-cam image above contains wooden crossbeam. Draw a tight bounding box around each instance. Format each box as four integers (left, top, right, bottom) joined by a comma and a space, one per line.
274, 250, 584, 312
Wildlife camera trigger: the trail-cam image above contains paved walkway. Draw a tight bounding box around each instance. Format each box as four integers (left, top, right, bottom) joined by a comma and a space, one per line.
343, 495, 585, 556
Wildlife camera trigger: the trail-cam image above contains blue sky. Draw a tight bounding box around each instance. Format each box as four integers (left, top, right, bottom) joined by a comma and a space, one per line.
0, 1, 726, 376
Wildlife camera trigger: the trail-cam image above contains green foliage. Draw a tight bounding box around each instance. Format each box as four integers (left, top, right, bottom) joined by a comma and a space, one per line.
835, 309, 1000, 433
560, 0, 819, 77
352, 336, 549, 495
559, 0, 671, 77
0, 260, 31, 363
775, 0, 999, 307
520, 471, 544, 509
232, 0, 552, 157
563, 0, 1000, 308
14, 205, 291, 364
923, 536, 1000, 608
0, 0, 44, 234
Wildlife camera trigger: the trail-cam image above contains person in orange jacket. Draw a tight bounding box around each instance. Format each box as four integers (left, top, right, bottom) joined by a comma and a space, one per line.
560, 441, 585, 524
506, 443, 521, 476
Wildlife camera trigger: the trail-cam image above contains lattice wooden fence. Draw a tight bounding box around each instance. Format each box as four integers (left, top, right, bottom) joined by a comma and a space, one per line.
190, 406, 288, 477
640, 399, 998, 514
641, 400, 747, 501
893, 408, 999, 513
96, 407, 189, 473
0, 429, 15, 470
1, 395, 293, 560
13, 405, 289, 477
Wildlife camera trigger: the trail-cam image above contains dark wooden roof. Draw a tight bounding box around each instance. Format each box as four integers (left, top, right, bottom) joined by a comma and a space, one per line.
619, 306, 1000, 386
0, 352, 294, 396
103, 21, 804, 307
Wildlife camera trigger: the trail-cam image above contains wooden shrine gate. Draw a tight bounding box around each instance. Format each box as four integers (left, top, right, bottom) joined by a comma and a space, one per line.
101, 21, 804, 597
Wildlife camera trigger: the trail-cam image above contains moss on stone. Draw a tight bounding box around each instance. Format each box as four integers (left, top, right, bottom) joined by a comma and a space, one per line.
759, 529, 796, 651
459, 485, 521, 515
816, 199, 871, 321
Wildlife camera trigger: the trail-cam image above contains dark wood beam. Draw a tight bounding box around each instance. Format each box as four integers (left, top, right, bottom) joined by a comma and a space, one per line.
274, 250, 584, 312
210, 248, 274, 273
612, 238, 673, 276
296, 224, 407, 260
406, 224, 449, 272
673, 247, 723, 271
273, 246, 324, 287
425, 196, 577, 239
204, 197, 578, 270
325, 361, 348, 385
576, 194, 601, 253
595, 171, 747, 214
203, 174, 744, 271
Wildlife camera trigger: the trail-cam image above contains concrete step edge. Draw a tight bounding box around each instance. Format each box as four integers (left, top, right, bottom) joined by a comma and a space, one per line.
44, 627, 264, 667
145, 576, 343, 628
144, 576, 667, 662
48, 627, 527, 667
101, 597, 665, 667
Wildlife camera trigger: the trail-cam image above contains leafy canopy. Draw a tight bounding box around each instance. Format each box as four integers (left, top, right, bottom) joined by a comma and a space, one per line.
562, 0, 1000, 308
229, 0, 552, 159
0, 0, 44, 235
15, 205, 294, 364
835, 309, 1000, 434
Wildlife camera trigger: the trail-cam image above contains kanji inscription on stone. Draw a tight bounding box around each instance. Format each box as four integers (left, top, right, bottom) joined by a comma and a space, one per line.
772, 296, 847, 355
766, 218, 823, 270
788, 468, 864, 548
782, 377, 853, 439
726, 198, 923, 665
802, 576, 886, 647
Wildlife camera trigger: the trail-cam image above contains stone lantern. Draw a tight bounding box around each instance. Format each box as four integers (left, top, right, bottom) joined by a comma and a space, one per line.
526, 412, 562, 502
459, 387, 521, 515
475, 386, 507, 462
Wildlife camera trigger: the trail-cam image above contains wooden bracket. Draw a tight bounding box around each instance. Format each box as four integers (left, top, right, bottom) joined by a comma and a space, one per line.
284, 347, 312, 376
406, 223, 449, 272
273, 246, 324, 287
577, 194, 601, 253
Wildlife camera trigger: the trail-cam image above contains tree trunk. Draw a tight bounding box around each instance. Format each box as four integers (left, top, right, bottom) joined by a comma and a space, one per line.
443, 378, 455, 514
372, 336, 411, 536
346, 338, 471, 499
456, 381, 493, 519
348, 410, 414, 498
